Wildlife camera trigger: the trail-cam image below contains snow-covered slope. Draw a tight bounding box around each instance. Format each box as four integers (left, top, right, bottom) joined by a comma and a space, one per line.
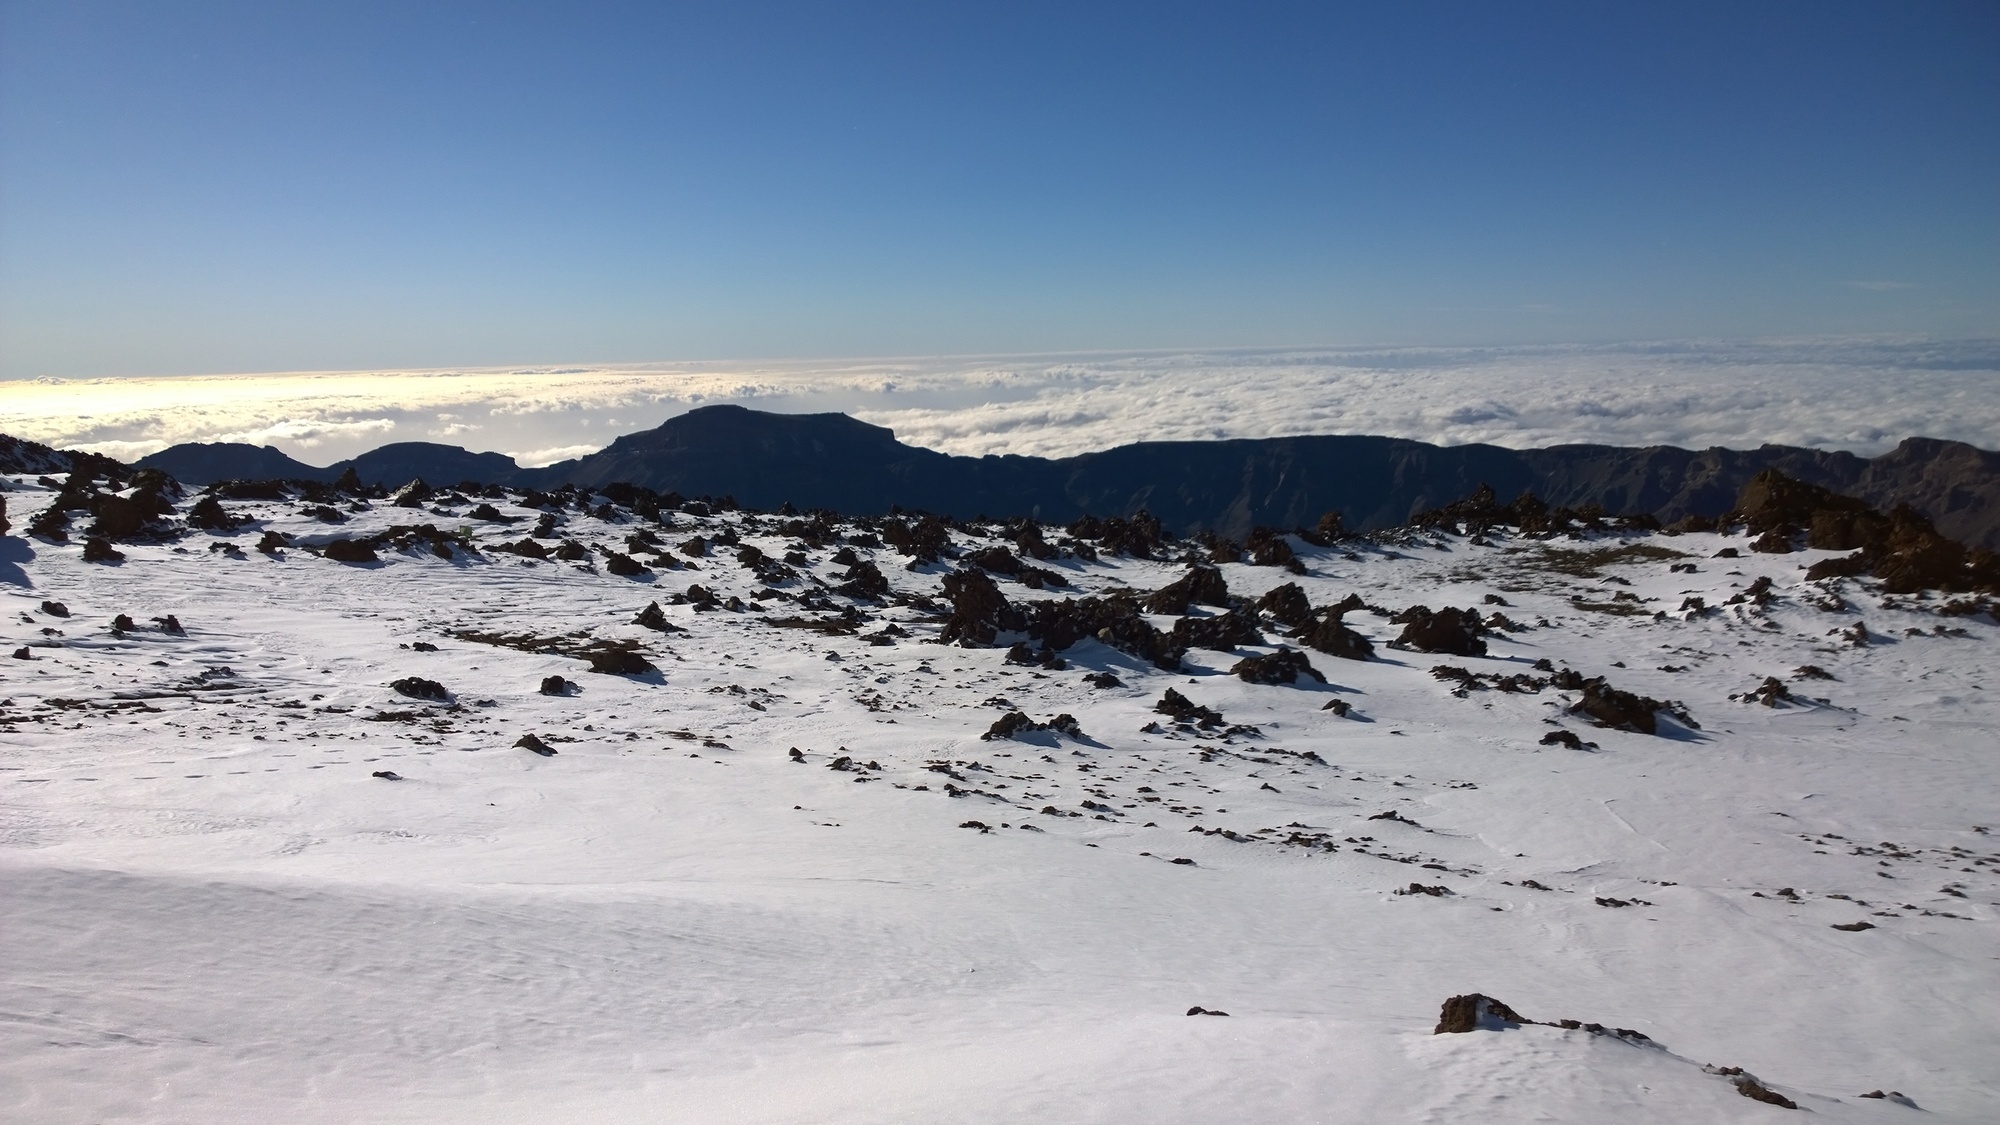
1, 477, 1994, 1123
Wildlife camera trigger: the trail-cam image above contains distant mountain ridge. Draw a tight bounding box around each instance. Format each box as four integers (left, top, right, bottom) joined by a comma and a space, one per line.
103, 405, 2000, 547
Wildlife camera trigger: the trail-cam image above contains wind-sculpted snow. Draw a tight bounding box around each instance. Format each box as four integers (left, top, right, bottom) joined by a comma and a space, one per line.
6, 337, 1998, 466
2, 471, 1997, 1123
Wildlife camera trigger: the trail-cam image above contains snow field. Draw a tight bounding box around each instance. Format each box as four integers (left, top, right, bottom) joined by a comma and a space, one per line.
2, 477, 1995, 1122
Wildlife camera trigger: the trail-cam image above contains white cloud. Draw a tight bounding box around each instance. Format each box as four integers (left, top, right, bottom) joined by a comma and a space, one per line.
1846, 280, 1917, 291
2, 339, 1995, 468
510, 444, 603, 467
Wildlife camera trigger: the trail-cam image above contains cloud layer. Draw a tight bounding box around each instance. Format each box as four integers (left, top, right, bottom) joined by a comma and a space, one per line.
3, 339, 1996, 468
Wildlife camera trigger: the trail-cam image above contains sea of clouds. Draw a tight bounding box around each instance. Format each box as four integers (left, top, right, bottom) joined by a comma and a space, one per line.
2, 338, 1996, 468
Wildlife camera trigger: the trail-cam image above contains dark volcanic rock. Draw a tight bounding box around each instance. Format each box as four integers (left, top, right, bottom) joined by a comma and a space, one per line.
27, 502, 71, 542
1009, 593, 1183, 670
940, 568, 1012, 647
1142, 565, 1232, 614
1230, 648, 1326, 685
587, 648, 657, 676
1733, 1077, 1798, 1110
390, 676, 450, 701
186, 495, 240, 531
1395, 606, 1488, 656
81, 537, 124, 563
1067, 512, 1165, 558
540, 675, 575, 696
836, 560, 891, 599
604, 551, 650, 577
1014, 523, 1055, 559
1434, 994, 1530, 1034
633, 601, 675, 631
1155, 688, 1224, 728
981, 711, 1085, 741
1244, 527, 1304, 571
322, 538, 378, 564
515, 733, 557, 756
86, 494, 157, 540
1256, 582, 1313, 627
1569, 678, 1691, 735
964, 545, 1023, 576
1170, 607, 1264, 652
1728, 469, 1876, 544
882, 514, 954, 564
1299, 610, 1375, 661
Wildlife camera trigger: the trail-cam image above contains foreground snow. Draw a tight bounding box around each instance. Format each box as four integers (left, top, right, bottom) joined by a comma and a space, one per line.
1, 479, 1995, 1123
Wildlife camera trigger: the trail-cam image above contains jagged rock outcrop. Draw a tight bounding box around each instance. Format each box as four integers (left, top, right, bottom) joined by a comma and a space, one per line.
1230, 648, 1326, 685
1298, 609, 1375, 660
1393, 606, 1488, 656
1142, 565, 1231, 615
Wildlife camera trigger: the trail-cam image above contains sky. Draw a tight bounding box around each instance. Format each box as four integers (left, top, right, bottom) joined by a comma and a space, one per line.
2, 1, 1997, 381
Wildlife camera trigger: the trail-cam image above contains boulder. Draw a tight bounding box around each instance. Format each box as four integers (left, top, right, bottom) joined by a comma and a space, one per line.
390, 676, 449, 701
1155, 688, 1224, 728
186, 495, 240, 531
81, 537, 125, 563
604, 552, 650, 577
1395, 606, 1488, 656
1230, 648, 1326, 685
1142, 565, 1231, 615
940, 567, 1012, 647
836, 560, 891, 599
1434, 994, 1530, 1034
587, 648, 656, 676
1244, 527, 1303, 571
1568, 679, 1680, 734
322, 538, 378, 564
1171, 607, 1264, 652
1255, 582, 1313, 627
1299, 612, 1375, 660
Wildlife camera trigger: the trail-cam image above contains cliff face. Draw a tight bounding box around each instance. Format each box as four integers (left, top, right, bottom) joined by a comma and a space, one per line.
116, 406, 2000, 547
1848, 437, 2000, 548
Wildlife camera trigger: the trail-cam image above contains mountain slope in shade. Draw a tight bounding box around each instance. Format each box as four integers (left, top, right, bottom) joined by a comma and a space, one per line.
120, 404, 2000, 547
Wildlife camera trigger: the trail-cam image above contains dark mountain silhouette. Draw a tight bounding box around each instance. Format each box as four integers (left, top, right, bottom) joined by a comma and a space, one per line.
137, 441, 548, 488
346, 443, 522, 489
135, 442, 329, 483
113, 404, 2000, 546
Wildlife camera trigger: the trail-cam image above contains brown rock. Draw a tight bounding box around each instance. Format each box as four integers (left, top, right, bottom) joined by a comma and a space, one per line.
1434, 994, 1528, 1033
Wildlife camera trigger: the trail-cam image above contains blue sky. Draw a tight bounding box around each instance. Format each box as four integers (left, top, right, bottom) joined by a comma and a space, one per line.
2, 1, 1995, 378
